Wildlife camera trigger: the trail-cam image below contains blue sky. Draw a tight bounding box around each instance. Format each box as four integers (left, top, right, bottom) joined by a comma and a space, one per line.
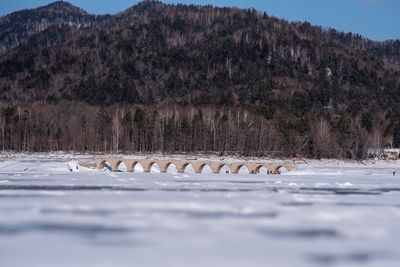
0, 0, 399, 41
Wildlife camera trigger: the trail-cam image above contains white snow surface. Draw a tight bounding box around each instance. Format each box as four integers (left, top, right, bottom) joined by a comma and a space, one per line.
0, 154, 400, 267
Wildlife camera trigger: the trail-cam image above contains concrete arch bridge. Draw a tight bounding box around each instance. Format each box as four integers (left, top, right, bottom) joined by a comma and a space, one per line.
95, 159, 296, 175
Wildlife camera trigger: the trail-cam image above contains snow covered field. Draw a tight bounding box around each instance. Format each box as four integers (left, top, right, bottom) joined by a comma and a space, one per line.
0, 155, 399, 267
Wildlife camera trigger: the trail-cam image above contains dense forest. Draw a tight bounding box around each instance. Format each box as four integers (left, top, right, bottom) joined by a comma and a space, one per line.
0, 1, 399, 158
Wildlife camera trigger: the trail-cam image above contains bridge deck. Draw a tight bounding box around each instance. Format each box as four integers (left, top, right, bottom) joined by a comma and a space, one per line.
95, 159, 296, 175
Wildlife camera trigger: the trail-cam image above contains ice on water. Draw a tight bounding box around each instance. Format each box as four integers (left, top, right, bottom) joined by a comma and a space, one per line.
0, 157, 399, 267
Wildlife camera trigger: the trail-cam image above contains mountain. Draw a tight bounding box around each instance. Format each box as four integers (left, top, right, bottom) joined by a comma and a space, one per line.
0, 1, 105, 55
0, 1, 399, 157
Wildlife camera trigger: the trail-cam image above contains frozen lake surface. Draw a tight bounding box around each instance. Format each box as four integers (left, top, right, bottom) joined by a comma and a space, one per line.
0, 158, 399, 267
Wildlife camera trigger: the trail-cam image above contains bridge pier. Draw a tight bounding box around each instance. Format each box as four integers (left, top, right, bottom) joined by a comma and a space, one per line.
123, 160, 139, 172
172, 161, 190, 173
155, 160, 171, 173
96, 159, 106, 170
209, 163, 226, 174
107, 159, 122, 172
229, 163, 243, 174
245, 164, 263, 174
139, 160, 155, 173
265, 164, 279, 174
191, 162, 209, 173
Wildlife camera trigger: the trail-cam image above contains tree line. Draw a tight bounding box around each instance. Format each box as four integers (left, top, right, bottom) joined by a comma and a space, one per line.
0, 101, 396, 158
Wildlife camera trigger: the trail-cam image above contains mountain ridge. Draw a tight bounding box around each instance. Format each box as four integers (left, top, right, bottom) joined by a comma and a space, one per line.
1, 1, 399, 55
0, 1, 108, 55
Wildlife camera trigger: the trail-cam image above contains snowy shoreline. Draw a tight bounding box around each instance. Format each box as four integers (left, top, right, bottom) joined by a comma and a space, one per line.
0, 151, 399, 172
0, 150, 399, 163
0, 151, 398, 178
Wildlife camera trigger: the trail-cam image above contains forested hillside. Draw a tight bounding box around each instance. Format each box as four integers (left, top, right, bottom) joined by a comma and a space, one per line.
0, 1, 399, 158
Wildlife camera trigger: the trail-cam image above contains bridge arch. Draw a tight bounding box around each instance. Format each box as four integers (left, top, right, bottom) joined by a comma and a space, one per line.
165, 162, 178, 173
96, 159, 122, 172
229, 163, 245, 174
276, 165, 287, 174
219, 164, 231, 174
116, 161, 128, 172
122, 160, 139, 172
209, 162, 228, 174
263, 164, 279, 174
96, 159, 120, 171
191, 161, 212, 174
155, 160, 173, 173
245, 164, 264, 174
258, 165, 269, 175
231, 163, 265, 174
274, 164, 296, 174
139, 160, 160, 173
171, 161, 191, 173
101, 159, 141, 172
96, 159, 107, 170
